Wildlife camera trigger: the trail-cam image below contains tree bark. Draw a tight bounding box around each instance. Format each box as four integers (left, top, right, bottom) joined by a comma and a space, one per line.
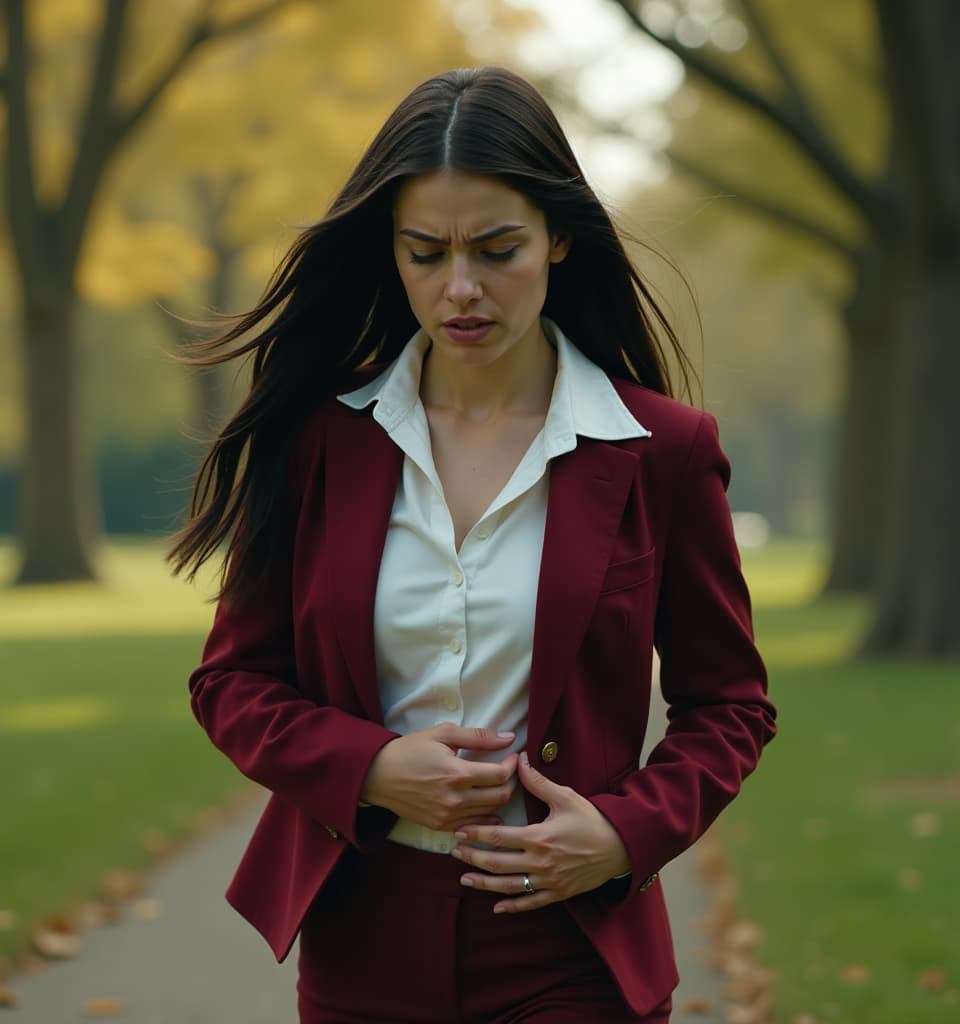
15, 283, 99, 582
861, 253, 960, 655
822, 242, 898, 593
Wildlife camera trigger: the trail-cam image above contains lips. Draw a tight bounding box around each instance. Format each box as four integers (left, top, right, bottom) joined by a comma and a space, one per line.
442, 318, 496, 343
443, 318, 494, 328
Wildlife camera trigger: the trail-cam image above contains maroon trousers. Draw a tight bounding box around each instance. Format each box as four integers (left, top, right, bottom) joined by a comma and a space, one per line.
297, 841, 671, 1023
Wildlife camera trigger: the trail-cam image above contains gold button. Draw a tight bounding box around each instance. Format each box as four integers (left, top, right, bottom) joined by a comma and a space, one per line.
324, 825, 340, 840
540, 741, 559, 764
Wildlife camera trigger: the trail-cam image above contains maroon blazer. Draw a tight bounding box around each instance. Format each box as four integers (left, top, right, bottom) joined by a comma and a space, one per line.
188, 374, 776, 1016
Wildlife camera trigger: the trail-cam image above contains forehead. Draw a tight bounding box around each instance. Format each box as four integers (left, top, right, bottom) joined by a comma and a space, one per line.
393, 170, 542, 232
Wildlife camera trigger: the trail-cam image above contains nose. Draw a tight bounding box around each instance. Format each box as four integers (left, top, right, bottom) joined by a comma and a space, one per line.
444, 253, 482, 306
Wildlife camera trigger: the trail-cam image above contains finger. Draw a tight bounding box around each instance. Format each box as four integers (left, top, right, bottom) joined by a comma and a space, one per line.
458, 870, 536, 897
493, 892, 557, 914
436, 725, 516, 752
457, 757, 518, 788
518, 750, 570, 805
453, 823, 530, 849
453, 814, 502, 830
451, 846, 528, 875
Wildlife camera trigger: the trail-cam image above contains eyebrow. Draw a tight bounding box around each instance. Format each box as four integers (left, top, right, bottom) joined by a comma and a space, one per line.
397, 224, 525, 245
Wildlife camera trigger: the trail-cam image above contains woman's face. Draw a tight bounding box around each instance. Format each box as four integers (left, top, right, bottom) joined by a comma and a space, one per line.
392, 170, 569, 370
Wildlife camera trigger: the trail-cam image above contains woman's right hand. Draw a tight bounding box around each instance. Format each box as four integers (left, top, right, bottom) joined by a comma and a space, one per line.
359, 725, 519, 832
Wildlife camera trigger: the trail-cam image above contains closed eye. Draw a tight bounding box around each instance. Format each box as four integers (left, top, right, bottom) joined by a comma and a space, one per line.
408, 246, 519, 265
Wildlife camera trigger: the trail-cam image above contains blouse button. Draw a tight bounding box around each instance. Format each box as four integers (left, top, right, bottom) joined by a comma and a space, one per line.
451, 570, 464, 587
448, 636, 462, 654
540, 741, 559, 764
475, 526, 490, 540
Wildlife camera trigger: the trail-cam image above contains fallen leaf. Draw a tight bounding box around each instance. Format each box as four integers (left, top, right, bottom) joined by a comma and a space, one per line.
75, 901, 111, 930
82, 996, 127, 1017
130, 898, 163, 923
140, 829, 173, 859
725, 1005, 765, 1024
0, 911, 17, 932
910, 812, 941, 838
918, 968, 948, 992
724, 920, 763, 952
681, 996, 714, 1013
102, 869, 145, 902
840, 963, 871, 984
31, 925, 82, 959
0, 985, 20, 1008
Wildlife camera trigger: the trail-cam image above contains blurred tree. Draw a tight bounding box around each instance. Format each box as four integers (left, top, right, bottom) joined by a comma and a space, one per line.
610, 0, 959, 655
0, 0, 292, 582
0, 0, 473, 581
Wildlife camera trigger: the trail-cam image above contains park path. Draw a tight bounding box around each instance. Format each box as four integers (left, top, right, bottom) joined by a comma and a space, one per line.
5, 690, 730, 1022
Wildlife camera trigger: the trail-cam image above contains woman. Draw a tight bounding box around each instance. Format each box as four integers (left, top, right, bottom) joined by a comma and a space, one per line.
170, 67, 776, 1023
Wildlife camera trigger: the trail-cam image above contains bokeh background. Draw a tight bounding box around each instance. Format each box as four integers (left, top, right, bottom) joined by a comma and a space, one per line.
1, 2, 957, 1021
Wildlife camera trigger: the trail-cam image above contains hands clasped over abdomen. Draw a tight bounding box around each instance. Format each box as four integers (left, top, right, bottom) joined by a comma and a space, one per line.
360, 729, 630, 912
359, 724, 520, 832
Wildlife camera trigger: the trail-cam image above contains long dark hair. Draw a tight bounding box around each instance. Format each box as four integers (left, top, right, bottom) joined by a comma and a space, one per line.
168, 66, 696, 606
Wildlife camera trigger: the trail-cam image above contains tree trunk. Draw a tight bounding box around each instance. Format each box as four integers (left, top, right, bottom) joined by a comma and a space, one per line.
15, 283, 100, 582
822, 242, 898, 593
862, 252, 960, 655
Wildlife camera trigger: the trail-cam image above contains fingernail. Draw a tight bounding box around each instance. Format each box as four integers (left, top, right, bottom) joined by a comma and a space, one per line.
493, 904, 507, 914
450, 847, 463, 860
520, 751, 530, 766
497, 731, 515, 739
454, 831, 467, 840
460, 876, 474, 888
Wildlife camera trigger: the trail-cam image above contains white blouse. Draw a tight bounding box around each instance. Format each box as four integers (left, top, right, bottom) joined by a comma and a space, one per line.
337, 319, 650, 854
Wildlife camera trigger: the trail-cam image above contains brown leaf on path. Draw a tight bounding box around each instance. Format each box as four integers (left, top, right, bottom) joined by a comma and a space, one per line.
917, 968, 948, 991
681, 996, 714, 1013
75, 900, 112, 930
723, 920, 763, 952
102, 868, 145, 902
725, 1005, 765, 1024
31, 924, 82, 959
840, 963, 871, 984
81, 996, 127, 1017
0, 984, 21, 1008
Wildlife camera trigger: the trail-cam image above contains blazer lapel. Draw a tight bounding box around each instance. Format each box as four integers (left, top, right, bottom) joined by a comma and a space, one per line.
325, 404, 402, 723
527, 440, 640, 750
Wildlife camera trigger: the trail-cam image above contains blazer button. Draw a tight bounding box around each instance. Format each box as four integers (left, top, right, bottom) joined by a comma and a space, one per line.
324, 825, 340, 840
638, 872, 659, 892
540, 741, 559, 764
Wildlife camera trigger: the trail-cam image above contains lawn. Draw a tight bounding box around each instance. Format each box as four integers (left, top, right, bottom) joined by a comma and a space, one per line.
727, 543, 960, 1022
1, 538, 957, 1023
0, 539, 248, 961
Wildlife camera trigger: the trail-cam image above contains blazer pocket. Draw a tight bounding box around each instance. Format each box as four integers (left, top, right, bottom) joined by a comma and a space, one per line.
598, 548, 655, 596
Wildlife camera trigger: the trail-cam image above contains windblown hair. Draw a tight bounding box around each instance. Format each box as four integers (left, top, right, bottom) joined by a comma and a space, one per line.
168, 66, 697, 607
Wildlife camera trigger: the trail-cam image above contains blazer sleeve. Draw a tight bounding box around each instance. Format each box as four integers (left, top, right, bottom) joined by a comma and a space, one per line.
590, 411, 776, 896
187, 416, 399, 848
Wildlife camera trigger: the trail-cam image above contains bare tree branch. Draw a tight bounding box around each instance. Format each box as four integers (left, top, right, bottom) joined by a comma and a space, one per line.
667, 147, 860, 261
608, 0, 893, 231
738, 0, 813, 118
1, 0, 42, 277
111, 0, 295, 145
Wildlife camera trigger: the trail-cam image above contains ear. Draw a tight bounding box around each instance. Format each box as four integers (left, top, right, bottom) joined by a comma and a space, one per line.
549, 230, 572, 264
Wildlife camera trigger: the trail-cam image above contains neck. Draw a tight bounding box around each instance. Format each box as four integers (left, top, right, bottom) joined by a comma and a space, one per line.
420, 324, 557, 422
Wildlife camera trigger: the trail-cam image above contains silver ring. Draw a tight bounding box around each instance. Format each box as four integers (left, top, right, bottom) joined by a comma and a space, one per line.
522, 874, 535, 895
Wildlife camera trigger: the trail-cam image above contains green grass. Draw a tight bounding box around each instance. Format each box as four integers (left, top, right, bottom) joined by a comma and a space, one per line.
1, 537, 957, 1023
726, 542, 960, 1022
0, 540, 248, 960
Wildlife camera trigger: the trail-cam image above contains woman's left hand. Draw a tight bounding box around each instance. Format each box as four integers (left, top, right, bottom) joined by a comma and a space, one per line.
451, 751, 631, 913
